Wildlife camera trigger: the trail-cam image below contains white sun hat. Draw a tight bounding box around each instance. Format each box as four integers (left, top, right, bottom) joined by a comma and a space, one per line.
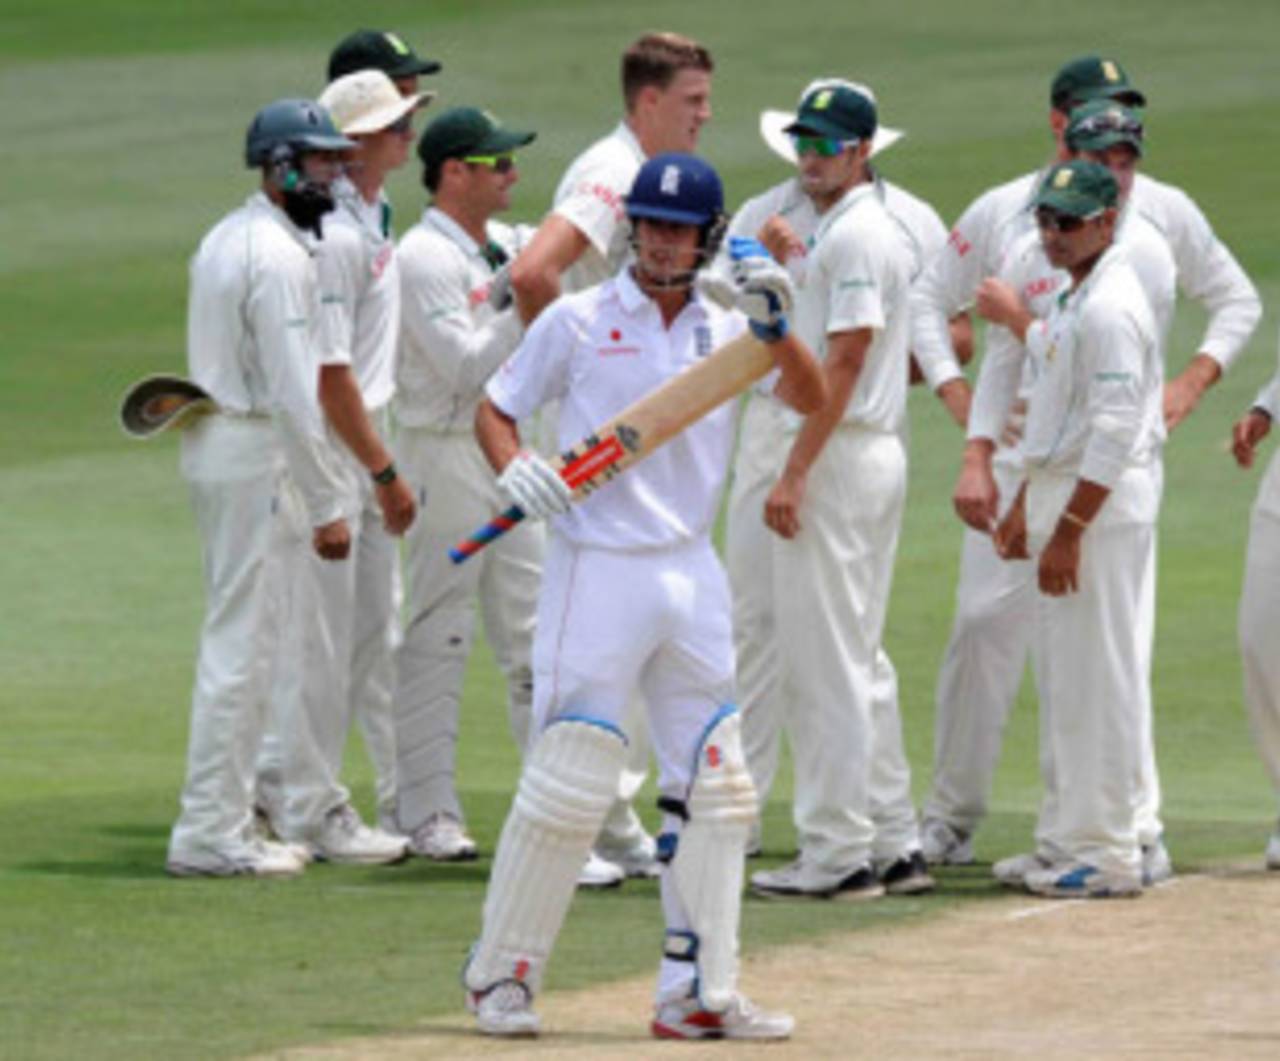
759, 78, 905, 165
319, 68, 433, 136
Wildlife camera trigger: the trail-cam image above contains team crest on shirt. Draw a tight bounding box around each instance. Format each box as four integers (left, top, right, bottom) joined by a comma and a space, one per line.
694, 325, 712, 359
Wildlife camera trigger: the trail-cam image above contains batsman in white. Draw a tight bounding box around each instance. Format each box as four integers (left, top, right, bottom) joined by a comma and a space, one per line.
971, 160, 1164, 897
507, 31, 715, 886
1230, 334, 1280, 871
166, 99, 359, 878
390, 106, 540, 861
915, 56, 1261, 873
252, 68, 427, 866
965, 112, 1179, 892
462, 154, 825, 1039
723, 79, 968, 896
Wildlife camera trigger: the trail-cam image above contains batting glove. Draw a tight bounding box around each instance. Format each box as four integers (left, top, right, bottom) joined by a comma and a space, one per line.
496, 450, 572, 520
730, 240, 794, 343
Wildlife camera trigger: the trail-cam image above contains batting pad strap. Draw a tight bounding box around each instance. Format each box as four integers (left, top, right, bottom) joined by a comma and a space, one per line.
465, 717, 626, 995
670, 707, 757, 1013
663, 929, 699, 963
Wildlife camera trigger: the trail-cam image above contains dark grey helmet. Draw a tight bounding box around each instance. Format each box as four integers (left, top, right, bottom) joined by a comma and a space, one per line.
244, 98, 354, 168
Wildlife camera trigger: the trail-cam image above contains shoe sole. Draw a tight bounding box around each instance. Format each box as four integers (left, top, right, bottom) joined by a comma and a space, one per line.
884, 874, 937, 896
165, 861, 301, 879
750, 883, 885, 902
313, 847, 410, 866
413, 848, 479, 862
651, 1019, 792, 1041
576, 877, 624, 890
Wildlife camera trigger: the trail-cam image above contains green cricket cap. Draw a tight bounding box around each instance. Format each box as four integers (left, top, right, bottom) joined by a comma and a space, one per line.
416, 107, 536, 167
1066, 100, 1145, 157
1050, 54, 1145, 111
782, 82, 877, 143
327, 29, 441, 82
1033, 160, 1119, 217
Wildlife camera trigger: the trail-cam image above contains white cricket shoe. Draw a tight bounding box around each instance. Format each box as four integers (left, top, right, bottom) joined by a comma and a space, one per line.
750, 858, 884, 901
576, 850, 625, 889
407, 812, 478, 862
166, 838, 306, 879
310, 804, 409, 865
595, 833, 660, 879
467, 978, 540, 1037
652, 992, 794, 1041
1024, 862, 1142, 899
1141, 838, 1174, 885
1265, 827, 1280, 870
920, 818, 975, 866
250, 806, 313, 865
992, 851, 1052, 888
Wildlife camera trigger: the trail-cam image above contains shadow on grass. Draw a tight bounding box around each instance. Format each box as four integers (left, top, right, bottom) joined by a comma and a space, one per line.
16, 851, 169, 880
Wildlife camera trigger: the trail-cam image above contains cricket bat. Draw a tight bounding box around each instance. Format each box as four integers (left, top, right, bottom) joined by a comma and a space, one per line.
449, 331, 775, 563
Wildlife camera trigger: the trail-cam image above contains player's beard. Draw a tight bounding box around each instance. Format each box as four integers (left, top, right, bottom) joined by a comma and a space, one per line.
283, 183, 336, 238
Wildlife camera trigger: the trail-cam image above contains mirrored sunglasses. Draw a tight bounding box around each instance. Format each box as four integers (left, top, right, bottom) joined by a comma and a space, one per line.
1072, 112, 1143, 141
788, 133, 856, 158
463, 153, 516, 174
1035, 206, 1102, 233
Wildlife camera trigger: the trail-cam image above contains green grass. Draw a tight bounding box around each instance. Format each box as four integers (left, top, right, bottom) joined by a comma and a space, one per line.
3, 1, 1279, 1057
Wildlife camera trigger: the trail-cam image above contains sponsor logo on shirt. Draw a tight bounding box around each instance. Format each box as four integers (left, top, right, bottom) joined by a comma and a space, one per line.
577, 180, 626, 221
468, 283, 491, 308
371, 242, 395, 280
838, 277, 876, 290
1023, 275, 1062, 302
598, 327, 639, 356
948, 228, 972, 257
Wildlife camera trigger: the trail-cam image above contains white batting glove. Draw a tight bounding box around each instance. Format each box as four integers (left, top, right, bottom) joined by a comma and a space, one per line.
496, 450, 572, 520
695, 258, 738, 310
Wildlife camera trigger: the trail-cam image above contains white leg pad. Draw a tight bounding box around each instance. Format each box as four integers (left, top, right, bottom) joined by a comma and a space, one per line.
465, 716, 626, 995
669, 708, 757, 1011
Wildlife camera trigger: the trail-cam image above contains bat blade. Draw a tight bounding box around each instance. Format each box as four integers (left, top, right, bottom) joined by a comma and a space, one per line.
449, 331, 773, 563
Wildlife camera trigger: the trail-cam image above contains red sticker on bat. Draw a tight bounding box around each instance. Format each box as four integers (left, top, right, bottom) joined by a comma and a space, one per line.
561, 435, 626, 489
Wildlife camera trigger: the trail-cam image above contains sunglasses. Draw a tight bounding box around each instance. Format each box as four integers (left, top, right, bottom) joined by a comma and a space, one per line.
1035, 206, 1102, 233
788, 134, 857, 158
387, 113, 414, 135
1071, 112, 1144, 141
463, 153, 517, 174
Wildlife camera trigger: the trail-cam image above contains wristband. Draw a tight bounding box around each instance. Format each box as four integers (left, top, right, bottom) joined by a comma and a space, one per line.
372, 462, 398, 485
749, 317, 788, 343
1061, 509, 1089, 530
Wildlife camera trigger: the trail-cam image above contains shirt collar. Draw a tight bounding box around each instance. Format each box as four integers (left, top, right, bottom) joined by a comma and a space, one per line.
424, 206, 482, 256
248, 190, 316, 254
612, 265, 709, 322
615, 121, 648, 164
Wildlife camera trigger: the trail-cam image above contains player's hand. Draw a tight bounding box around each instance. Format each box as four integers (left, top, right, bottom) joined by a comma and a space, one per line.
497, 450, 572, 520
974, 278, 1024, 329
757, 216, 804, 265
313, 518, 352, 561
993, 490, 1029, 561
729, 238, 794, 342
953, 448, 999, 533
764, 471, 805, 540
376, 475, 417, 536
1232, 409, 1272, 469
1038, 525, 1081, 596
488, 264, 514, 312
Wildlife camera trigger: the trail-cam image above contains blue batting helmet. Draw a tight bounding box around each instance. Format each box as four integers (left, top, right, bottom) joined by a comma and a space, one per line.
626, 153, 724, 227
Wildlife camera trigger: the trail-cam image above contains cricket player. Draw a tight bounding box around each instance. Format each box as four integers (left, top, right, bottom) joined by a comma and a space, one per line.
391, 106, 540, 861
327, 27, 442, 95
916, 57, 1261, 875
972, 160, 1163, 897
166, 99, 361, 877
462, 154, 824, 1039
1230, 337, 1280, 870
509, 30, 715, 885
254, 70, 430, 865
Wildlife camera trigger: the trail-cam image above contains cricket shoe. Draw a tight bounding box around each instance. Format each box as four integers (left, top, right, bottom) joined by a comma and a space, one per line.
577, 850, 625, 889
1265, 826, 1280, 870
652, 991, 794, 1041
595, 833, 660, 879
407, 812, 478, 862
250, 806, 313, 865
166, 837, 306, 879
878, 850, 937, 896
750, 858, 885, 901
920, 818, 975, 866
992, 851, 1053, 888
1141, 838, 1174, 885
309, 804, 409, 865
1023, 862, 1142, 899
467, 978, 540, 1037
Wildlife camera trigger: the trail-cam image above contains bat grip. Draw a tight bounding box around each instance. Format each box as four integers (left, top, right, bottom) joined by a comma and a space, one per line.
448, 504, 526, 564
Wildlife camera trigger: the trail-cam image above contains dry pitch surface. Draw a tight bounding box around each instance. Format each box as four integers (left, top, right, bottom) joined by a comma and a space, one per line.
263, 864, 1280, 1059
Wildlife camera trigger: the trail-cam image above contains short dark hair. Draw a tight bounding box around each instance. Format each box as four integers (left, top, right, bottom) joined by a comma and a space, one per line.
621, 32, 713, 112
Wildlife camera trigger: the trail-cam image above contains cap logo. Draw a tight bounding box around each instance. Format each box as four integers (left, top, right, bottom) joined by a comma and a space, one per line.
1053, 169, 1073, 189
660, 163, 681, 196
384, 32, 411, 56
812, 89, 834, 111
482, 108, 499, 129
1102, 60, 1120, 82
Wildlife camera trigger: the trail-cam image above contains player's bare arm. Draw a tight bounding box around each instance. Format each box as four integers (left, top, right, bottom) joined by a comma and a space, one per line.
509, 215, 592, 322
953, 437, 998, 532
1232, 406, 1272, 469
1038, 478, 1111, 596
318, 364, 417, 535
993, 480, 1029, 560
975, 277, 1034, 340
1164, 353, 1222, 432
765, 326, 872, 540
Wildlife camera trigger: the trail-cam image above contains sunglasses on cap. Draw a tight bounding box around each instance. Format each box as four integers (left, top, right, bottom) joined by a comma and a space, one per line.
1072, 112, 1144, 141
1035, 206, 1103, 233
788, 133, 857, 158
463, 153, 516, 173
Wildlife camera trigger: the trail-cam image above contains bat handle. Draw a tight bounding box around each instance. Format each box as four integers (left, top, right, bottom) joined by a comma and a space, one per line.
448, 504, 526, 564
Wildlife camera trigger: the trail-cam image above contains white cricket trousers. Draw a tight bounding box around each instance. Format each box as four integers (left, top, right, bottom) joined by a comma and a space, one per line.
1240, 450, 1280, 805
1024, 471, 1154, 883
392, 428, 543, 832
729, 398, 918, 862
169, 417, 280, 859
925, 457, 1164, 849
